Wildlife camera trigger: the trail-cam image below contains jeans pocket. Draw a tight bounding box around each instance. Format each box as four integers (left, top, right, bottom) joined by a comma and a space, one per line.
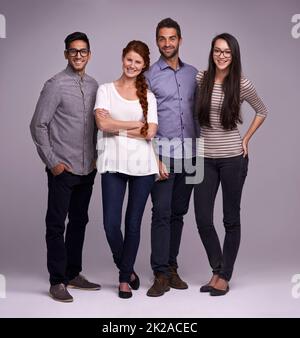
55, 170, 67, 178
241, 155, 249, 177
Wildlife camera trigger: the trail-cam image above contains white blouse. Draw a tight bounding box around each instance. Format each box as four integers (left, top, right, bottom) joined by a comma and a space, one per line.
94, 83, 159, 176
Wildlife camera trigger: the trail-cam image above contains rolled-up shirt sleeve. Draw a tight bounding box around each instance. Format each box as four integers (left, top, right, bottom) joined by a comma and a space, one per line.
147, 92, 158, 125
94, 84, 111, 111
30, 78, 60, 169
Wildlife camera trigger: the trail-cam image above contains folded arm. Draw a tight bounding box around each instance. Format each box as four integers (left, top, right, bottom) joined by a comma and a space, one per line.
122, 123, 158, 141
95, 108, 144, 132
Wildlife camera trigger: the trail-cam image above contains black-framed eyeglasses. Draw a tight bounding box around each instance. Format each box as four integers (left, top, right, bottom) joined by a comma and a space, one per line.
213, 48, 232, 58
66, 48, 90, 57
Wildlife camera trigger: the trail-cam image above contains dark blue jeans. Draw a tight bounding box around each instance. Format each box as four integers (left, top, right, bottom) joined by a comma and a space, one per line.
46, 168, 97, 285
194, 155, 248, 281
150, 158, 195, 275
101, 172, 155, 283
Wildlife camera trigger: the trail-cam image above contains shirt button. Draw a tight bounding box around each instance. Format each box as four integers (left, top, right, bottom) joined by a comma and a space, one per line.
180, 98, 183, 101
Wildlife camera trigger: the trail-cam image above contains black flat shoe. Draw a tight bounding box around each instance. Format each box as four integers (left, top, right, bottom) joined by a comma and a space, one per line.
129, 272, 140, 290
118, 287, 132, 299
200, 284, 214, 293
210, 285, 229, 296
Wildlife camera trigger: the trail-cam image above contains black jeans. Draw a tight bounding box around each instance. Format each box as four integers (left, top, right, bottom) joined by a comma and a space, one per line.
45, 168, 96, 286
101, 172, 155, 283
150, 158, 195, 275
194, 155, 248, 281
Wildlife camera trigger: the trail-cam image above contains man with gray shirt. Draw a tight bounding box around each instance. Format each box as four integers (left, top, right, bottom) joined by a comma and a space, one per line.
30, 32, 100, 302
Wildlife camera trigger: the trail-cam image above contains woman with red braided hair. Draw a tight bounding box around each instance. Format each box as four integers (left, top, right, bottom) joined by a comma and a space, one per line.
94, 40, 159, 299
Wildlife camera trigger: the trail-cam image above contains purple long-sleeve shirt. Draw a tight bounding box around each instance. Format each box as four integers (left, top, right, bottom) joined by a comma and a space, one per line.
145, 57, 198, 158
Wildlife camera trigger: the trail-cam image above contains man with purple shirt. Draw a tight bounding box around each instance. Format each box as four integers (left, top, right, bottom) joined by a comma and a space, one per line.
145, 18, 198, 297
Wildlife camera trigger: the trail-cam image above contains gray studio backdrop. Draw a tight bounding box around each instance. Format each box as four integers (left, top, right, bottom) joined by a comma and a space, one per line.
0, 0, 299, 286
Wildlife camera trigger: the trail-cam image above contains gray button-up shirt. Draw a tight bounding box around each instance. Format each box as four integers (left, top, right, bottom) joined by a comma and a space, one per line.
30, 65, 98, 175
145, 57, 198, 158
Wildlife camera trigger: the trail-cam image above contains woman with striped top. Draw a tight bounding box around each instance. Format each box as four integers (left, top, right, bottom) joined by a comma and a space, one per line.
194, 33, 267, 296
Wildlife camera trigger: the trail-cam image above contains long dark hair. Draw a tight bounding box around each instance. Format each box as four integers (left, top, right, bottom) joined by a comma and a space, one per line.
197, 33, 242, 130
122, 40, 150, 137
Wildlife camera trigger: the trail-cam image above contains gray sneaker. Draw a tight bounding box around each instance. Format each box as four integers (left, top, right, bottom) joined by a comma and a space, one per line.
49, 283, 73, 302
68, 274, 101, 290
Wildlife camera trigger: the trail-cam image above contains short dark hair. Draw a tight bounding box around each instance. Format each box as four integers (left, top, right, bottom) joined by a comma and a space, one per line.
156, 18, 181, 40
64, 32, 90, 50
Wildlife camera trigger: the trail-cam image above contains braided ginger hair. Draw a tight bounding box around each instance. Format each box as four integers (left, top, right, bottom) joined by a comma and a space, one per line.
122, 40, 150, 137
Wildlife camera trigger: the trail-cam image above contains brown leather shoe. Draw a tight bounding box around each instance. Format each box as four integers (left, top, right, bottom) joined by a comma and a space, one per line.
168, 265, 188, 289
146, 272, 170, 297
49, 283, 73, 302
68, 274, 101, 290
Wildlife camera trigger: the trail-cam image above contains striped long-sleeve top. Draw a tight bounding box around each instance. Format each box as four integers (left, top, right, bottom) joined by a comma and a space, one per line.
195, 71, 268, 158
